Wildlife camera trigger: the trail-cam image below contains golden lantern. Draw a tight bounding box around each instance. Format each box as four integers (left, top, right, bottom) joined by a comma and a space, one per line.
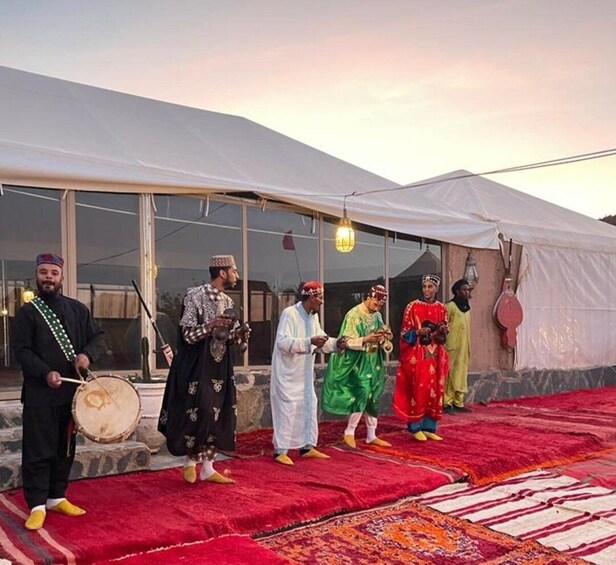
22, 288, 35, 303
335, 205, 355, 253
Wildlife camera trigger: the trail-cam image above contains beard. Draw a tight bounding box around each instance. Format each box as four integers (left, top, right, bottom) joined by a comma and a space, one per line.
37, 280, 62, 297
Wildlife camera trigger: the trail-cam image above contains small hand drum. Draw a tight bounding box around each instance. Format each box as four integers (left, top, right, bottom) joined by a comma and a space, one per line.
72, 374, 142, 444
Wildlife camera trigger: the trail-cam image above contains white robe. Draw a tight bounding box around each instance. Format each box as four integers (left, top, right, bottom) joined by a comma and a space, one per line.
270, 302, 337, 451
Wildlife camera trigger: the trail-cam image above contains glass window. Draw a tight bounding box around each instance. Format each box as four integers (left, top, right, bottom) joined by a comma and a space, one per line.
154, 196, 243, 366
323, 219, 385, 340
76, 192, 140, 371
1, 187, 62, 388
388, 235, 442, 359
247, 207, 318, 365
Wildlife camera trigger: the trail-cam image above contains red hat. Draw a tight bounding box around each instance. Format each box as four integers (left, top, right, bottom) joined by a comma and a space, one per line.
368, 284, 387, 301
300, 281, 323, 296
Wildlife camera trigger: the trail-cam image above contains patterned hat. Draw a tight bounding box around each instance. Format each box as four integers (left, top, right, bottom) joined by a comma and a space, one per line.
367, 284, 387, 301
422, 274, 441, 287
300, 281, 324, 296
210, 255, 236, 268
36, 253, 64, 269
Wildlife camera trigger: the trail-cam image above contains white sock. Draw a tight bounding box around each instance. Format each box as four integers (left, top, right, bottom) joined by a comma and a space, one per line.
32, 504, 46, 514
345, 412, 363, 437
183, 456, 197, 468
45, 498, 66, 510
199, 459, 215, 480
365, 415, 378, 443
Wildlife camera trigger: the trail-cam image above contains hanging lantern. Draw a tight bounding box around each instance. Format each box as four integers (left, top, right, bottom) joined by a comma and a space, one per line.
335, 206, 355, 253
22, 285, 35, 303
464, 250, 479, 290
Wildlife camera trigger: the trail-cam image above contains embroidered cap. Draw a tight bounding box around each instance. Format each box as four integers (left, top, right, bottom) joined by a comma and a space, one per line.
36, 253, 64, 269
422, 274, 441, 287
367, 284, 387, 301
300, 281, 324, 297
210, 255, 236, 269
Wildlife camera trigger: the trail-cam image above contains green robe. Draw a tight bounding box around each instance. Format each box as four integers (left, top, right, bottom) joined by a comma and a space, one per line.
444, 300, 471, 407
321, 303, 386, 417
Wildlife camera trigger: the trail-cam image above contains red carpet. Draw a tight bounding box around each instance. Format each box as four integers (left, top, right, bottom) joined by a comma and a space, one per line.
94, 535, 291, 565
554, 448, 616, 489
492, 386, 616, 411
235, 418, 403, 457
364, 420, 606, 484
0, 448, 460, 564
260, 499, 582, 564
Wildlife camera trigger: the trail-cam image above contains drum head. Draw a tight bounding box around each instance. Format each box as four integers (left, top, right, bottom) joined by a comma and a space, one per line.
72, 375, 142, 444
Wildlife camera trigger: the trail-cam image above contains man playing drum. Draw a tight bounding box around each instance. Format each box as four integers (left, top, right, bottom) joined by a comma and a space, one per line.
11, 253, 105, 530
159, 255, 249, 484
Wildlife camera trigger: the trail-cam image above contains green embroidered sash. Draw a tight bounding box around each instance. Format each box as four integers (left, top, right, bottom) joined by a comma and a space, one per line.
31, 296, 76, 362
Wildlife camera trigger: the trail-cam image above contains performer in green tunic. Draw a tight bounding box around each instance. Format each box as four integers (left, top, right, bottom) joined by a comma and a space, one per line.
322, 285, 393, 448
444, 279, 472, 414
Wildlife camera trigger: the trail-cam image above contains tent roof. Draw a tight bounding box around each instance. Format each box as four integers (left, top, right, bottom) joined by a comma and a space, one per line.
405, 170, 616, 252
0, 66, 500, 250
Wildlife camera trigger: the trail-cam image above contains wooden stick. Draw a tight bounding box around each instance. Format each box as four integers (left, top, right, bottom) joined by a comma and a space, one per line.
59, 377, 86, 385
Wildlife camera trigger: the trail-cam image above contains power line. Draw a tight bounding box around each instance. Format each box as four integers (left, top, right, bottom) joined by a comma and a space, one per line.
360, 147, 616, 197
261, 146, 616, 200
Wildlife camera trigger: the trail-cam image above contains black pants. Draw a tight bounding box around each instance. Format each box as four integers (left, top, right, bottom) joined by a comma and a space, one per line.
22, 403, 76, 509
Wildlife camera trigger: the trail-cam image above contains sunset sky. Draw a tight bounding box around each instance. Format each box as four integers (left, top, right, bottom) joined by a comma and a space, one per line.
1, 0, 614, 218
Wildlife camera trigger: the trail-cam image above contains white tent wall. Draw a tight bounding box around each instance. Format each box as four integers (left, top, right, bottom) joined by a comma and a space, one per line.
516, 244, 616, 370
407, 170, 616, 371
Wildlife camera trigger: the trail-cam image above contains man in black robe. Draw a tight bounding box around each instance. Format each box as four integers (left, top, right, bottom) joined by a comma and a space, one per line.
159, 254, 248, 484
11, 253, 105, 530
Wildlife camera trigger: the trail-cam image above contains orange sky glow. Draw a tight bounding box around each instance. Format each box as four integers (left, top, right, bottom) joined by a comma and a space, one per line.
1, 0, 614, 218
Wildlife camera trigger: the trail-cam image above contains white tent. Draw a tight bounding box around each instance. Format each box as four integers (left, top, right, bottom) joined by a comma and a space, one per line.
0, 66, 499, 249
407, 170, 616, 370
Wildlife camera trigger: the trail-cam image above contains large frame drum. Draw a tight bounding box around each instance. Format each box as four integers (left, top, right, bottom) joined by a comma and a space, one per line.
72, 374, 142, 443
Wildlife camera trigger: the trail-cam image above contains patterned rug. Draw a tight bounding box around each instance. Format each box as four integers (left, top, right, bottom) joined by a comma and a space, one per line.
259, 498, 581, 564
419, 470, 616, 564
0, 448, 460, 564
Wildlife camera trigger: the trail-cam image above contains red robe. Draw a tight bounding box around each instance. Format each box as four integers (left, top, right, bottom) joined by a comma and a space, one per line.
393, 299, 449, 423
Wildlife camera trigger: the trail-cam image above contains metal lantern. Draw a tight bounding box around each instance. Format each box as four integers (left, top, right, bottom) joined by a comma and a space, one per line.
464, 250, 479, 289
335, 207, 355, 253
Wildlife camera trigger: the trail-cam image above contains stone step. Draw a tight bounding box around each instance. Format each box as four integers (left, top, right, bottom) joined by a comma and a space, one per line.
0, 441, 151, 492
0, 400, 23, 430
0, 427, 95, 454
0, 428, 22, 454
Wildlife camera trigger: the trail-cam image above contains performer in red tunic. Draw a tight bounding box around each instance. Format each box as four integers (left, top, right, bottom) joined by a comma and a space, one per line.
392, 274, 449, 441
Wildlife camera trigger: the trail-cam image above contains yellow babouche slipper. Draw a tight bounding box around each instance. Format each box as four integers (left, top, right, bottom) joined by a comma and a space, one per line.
50, 500, 86, 516
412, 431, 428, 442
343, 434, 357, 449
423, 432, 443, 441
25, 509, 46, 530
182, 466, 197, 484
301, 448, 330, 459
203, 471, 236, 484
274, 453, 294, 466
369, 437, 392, 447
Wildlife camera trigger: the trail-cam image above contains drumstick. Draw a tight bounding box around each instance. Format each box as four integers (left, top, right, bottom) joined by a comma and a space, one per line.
60, 377, 86, 385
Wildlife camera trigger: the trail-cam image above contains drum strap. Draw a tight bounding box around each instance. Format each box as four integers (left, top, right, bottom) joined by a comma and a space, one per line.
31, 297, 76, 362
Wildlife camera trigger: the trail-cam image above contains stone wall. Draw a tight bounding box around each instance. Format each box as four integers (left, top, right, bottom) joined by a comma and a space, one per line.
235, 364, 616, 433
